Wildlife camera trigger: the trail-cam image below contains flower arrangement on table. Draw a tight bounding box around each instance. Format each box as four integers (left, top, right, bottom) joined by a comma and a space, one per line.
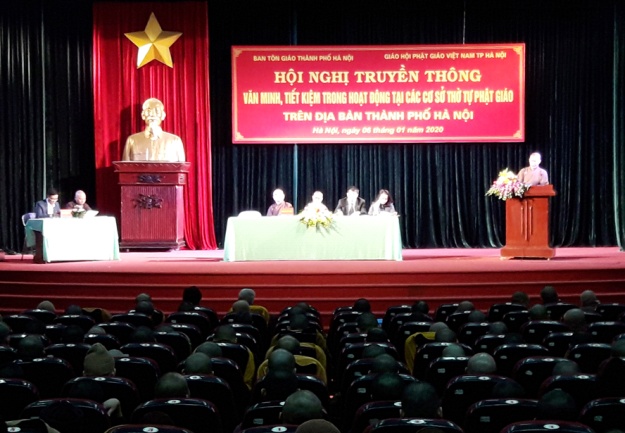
71, 209, 87, 218
486, 168, 530, 200
299, 206, 333, 231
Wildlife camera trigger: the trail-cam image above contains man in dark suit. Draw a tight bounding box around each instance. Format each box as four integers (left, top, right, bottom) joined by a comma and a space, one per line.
33, 187, 61, 218
334, 186, 366, 216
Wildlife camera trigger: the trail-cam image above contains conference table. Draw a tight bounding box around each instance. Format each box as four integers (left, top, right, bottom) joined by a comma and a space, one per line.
25, 216, 121, 263
223, 215, 402, 261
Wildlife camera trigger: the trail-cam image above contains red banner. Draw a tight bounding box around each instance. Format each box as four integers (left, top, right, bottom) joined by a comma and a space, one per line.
232, 44, 525, 144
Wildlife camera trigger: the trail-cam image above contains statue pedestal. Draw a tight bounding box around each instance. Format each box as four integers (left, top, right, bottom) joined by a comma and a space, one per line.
113, 162, 190, 250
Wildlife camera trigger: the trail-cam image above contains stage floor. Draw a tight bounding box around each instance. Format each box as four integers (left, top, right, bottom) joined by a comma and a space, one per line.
1, 247, 625, 320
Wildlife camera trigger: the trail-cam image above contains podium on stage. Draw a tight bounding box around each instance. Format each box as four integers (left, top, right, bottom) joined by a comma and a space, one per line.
501, 184, 556, 259
113, 161, 190, 250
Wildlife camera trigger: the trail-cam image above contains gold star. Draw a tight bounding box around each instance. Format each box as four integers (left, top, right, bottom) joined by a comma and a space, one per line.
125, 13, 182, 68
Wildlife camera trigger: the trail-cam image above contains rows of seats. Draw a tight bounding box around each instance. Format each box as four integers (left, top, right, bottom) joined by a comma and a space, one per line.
2, 294, 625, 433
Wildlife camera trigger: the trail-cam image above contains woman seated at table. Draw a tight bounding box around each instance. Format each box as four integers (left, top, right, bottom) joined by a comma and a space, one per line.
368, 189, 397, 216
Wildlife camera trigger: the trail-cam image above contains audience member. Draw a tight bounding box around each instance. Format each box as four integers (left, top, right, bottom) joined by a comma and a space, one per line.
401, 382, 441, 418
529, 304, 550, 320
182, 352, 213, 375
182, 286, 203, 306
238, 288, 270, 323
214, 324, 256, 388
353, 298, 372, 313
129, 326, 156, 343
536, 389, 577, 421
510, 291, 530, 308
370, 372, 405, 401
295, 419, 340, 433
466, 353, 497, 375
489, 321, 508, 335
37, 300, 56, 313
371, 353, 399, 374
258, 336, 327, 384
490, 379, 525, 398
441, 344, 466, 357
539, 285, 560, 305
579, 290, 600, 312
194, 341, 223, 357
83, 342, 116, 377
562, 308, 592, 347
154, 372, 190, 398
281, 390, 325, 425
551, 360, 580, 376
16, 335, 45, 360
357, 312, 379, 333
467, 310, 487, 322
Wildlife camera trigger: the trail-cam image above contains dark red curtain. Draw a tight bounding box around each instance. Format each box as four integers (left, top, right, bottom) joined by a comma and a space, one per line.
92, 1, 216, 249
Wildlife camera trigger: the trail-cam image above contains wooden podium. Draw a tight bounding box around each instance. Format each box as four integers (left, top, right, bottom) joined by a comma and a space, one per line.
501, 184, 556, 259
114, 162, 190, 250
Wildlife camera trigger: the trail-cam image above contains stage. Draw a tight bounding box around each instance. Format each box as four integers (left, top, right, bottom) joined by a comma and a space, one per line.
1, 247, 625, 325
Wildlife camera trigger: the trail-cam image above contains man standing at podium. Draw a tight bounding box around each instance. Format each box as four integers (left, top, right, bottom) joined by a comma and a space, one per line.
122, 98, 186, 162
517, 152, 549, 186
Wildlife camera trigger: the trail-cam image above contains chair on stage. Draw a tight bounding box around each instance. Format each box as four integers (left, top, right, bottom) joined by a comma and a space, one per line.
21, 212, 35, 259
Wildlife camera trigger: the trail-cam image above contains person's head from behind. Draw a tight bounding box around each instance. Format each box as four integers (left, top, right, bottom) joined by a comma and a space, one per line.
467, 310, 487, 323
288, 313, 310, 332
361, 344, 387, 360
183, 352, 213, 375
182, 286, 202, 306
611, 338, 625, 357
67, 379, 105, 402
353, 298, 371, 313
154, 372, 190, 399
540, 285, 559, 304
238, 288, 256, 305
580, 290, 599, 309
563, 308, 587, 332
456, 301, 475, 312
135, 293, 152, 303
489, 321, 508, 335
435, 328, 457, 343
135, 300, 155, 316
370, 372, 405, 401
276, 335, 301, 354
529, 152, 542, 169
65, 304, 83, 315
262, 368, 299, 401
401, 382, 441, 418
357, 312, 379, 333
371, 353, 398, 374
268, 348, 297, 374
491, 379, 525, 398
232, 299, 250, 315
511, 291, 530, 307
194, 341, 223, 357
281, 389, 324, 425
366, 327, 388, 343
37, 300, 56, 312
73, 190, 87, 206
83, 342, 115, 377
46, 188, 59, 205
214, 324, 237, 343
62, 325, 85, 344
537, 389, 577, 421
129, 326, 156, 343
273, 188, 286, 205
441, 343, 465, 357
412, 300, 429, 315
295, 419, 340, 433
552, 360, 580, 376
529, 304, 549, 320
17, 335, 45, 360
466, 352, 497, 375
374, 189, 393, 206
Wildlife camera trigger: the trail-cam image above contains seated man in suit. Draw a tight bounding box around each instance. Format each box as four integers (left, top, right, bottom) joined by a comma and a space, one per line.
33, 188, 61, 218
334, 186, 366, 216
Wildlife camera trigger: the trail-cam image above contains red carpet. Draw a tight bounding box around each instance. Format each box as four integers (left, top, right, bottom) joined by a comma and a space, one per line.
1, 247, 624, 325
